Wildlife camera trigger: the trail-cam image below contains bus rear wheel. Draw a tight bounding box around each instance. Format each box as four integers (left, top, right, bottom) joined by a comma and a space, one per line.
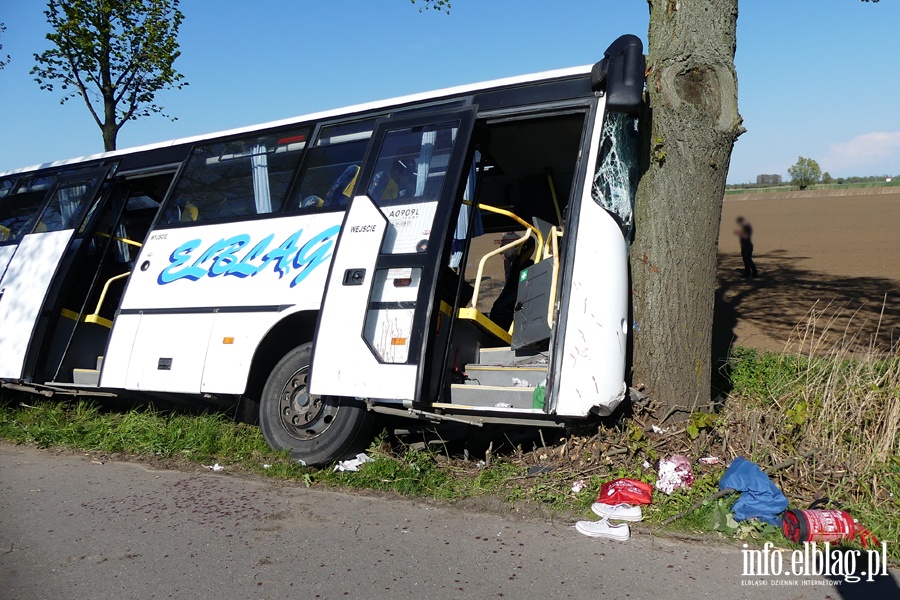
259, 343, 374, 467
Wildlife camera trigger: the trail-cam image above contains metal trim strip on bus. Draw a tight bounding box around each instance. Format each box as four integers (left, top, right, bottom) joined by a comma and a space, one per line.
117, 304, 294, 316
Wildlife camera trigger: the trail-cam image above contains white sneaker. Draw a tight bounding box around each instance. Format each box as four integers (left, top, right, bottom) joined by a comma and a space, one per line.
575, 519, 631, 541
590, 502, 643, 522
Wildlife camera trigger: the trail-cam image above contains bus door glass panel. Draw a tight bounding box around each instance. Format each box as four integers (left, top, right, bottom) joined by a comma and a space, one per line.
309, 108, 476, 401
0, 169, 110, 379
0, 176, 55, 280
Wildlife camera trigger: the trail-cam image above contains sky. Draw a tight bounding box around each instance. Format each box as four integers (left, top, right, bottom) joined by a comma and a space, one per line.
0, 0, 897, 184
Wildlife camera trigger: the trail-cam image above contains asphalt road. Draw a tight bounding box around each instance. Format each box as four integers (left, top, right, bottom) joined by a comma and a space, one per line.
1, 444, 896, 600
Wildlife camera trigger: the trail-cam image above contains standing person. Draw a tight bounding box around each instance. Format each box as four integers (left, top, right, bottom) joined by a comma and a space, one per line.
735, 216, 758, 277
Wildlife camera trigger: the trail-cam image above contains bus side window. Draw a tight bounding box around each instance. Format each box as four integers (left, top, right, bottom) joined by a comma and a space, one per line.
35, 179, 97, 233
0, 176, 56, 244
160, 126, 309, 226
285, 120, 374, 213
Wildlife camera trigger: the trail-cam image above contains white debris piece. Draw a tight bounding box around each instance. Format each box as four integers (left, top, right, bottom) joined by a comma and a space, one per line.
203, 463, 225, 472
651, 425, 668, 434
333, 453, 373, 472
263, 464, 272, 469
511, 378, 531, 388
571, 479, 586, 493
655, 455, 695, 495
699, 457, 720, 465
494, 403, 513, 408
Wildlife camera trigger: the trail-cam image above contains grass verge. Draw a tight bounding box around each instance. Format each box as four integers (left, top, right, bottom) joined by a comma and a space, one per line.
1, 333, 898, 562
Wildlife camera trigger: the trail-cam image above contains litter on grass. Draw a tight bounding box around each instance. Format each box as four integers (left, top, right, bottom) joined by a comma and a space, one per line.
655, 454, 695, 495
699, 457, 720, 465
203, 463, 225, 472
333, 453, 373, 472
597, 478, 653, 505
719, 457, 787, 526
571, 479, 586, 493
651, 425, 668, 434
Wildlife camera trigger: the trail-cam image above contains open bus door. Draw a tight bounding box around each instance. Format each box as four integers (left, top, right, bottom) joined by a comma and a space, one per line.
308, 107, 477, 402
0, 167, 111, 379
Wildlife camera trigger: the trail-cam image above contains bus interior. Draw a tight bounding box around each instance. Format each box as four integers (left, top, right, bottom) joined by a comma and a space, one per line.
42, 169, 179, 385
436, 111, 586, 411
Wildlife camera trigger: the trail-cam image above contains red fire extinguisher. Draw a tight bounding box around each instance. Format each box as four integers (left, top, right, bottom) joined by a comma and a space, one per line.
782, 499, 879, 548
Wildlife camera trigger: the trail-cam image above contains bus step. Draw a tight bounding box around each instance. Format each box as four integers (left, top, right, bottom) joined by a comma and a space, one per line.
449, 384, 536, 410
476, 346, 547, 367
464, 365, 547, 388
72, 368, 100, 387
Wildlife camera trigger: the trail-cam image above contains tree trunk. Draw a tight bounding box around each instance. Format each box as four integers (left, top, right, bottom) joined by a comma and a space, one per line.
631, 0, 743, 415
101, 122, 117, 152
102, 94, 117, 151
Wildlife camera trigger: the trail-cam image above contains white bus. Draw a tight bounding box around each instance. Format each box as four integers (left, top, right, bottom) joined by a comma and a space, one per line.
0, 35, 645, 466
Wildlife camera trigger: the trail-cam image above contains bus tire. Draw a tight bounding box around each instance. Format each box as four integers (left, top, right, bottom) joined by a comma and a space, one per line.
259, 343, 374, 467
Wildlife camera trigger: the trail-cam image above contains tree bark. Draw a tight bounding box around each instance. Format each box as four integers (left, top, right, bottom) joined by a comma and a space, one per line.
102, 96, 117, 151
631, 0, 743, 414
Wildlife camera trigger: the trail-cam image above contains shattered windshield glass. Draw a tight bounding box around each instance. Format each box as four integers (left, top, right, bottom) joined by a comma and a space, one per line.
592, 112, 639, 239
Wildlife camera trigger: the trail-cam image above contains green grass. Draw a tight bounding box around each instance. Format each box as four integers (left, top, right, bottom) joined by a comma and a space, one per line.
2, 349, 898, 565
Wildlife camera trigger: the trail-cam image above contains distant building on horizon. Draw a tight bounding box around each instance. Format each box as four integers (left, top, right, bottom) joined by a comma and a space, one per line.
756, 174, 783, 185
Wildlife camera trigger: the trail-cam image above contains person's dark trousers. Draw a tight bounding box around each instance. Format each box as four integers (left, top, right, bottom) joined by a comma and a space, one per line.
741, 243, 757, 277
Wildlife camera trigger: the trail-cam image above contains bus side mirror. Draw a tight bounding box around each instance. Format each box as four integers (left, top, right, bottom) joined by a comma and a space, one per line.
591, 34, 645, 115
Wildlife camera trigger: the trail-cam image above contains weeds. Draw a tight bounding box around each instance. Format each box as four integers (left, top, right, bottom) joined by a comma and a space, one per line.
1, 309, 898, 563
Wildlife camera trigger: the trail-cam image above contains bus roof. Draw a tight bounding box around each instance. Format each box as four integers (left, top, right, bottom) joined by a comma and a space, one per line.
1, 64, 593, 178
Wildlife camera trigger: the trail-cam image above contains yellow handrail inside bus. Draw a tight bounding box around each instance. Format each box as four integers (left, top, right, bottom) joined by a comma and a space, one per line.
547, 226, 563, 329
95, 231, 143, 248
469, 230, 534, 313
85, 272, 130, 328
464, 202, 543, 255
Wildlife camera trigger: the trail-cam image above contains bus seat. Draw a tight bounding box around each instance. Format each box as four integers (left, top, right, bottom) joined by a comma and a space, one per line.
324, 165, 360, 207
301, 195, 325, 209
371, 159, 414, 202
370, 171, 399, 201
489, 236, 536, 330
181, 202, 199, 222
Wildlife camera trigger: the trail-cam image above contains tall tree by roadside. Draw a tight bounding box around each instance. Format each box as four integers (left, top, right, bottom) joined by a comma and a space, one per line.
415, 0, 743, 416
32, 0, 187, 151
630, 2, 742, 414
0, 23, 9, 70
788, 157, 822, 190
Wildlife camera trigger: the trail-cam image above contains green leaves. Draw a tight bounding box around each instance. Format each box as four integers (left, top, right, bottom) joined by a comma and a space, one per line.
31, 0, 187, 150
686, 410, 719, 440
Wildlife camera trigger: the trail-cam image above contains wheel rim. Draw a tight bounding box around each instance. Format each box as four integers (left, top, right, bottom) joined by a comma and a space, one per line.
277, 365, 339, 441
